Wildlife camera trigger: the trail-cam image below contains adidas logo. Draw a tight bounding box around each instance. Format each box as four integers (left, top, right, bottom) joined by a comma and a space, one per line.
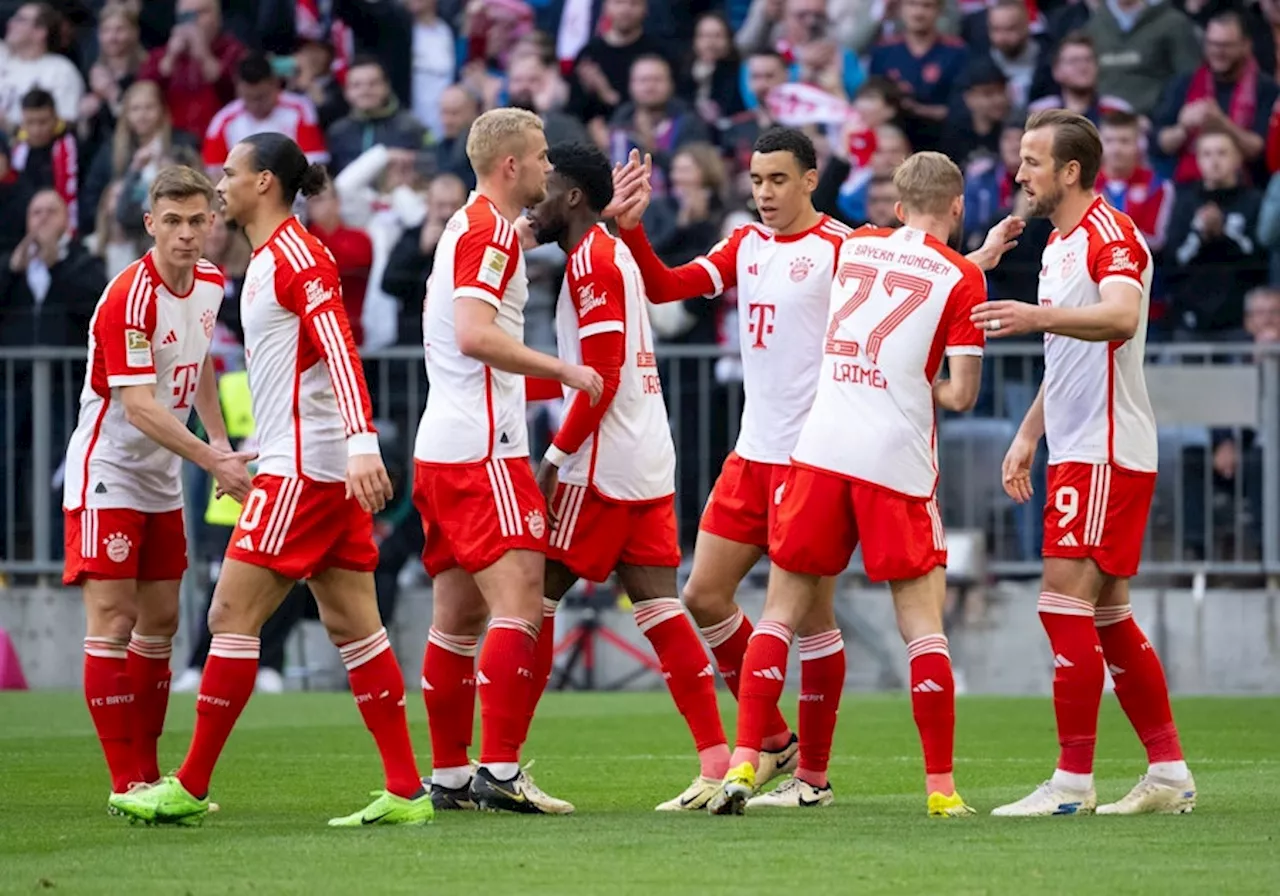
161, 330, 178, 346
1057, 532, 1079, 547
912, 678, 945, 693
747, 264, 759, 275
1108, 663, 1126, 676
1053, 653, 1075, 669
420, 676, 434, 691
697, 664, 714, 678
94, 482, 107, 495
752, 665, 785, 681
476, 670, 492, 685
499, 433, 509, 444
235, 535, 254, 551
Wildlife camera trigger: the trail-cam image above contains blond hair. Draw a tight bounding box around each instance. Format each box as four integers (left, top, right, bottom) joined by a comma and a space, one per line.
149, 164, 217, 210
466, 108, 544, 176
892, 151, 964, 216
112, 80, 172, 178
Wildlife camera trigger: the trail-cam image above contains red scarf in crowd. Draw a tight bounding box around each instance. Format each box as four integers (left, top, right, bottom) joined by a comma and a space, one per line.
1175, 58, 1259, 183
11, 126, 78, 235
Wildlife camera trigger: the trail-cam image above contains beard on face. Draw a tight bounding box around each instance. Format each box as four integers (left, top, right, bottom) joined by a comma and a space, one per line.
1027, 181, 1063, 218
531, 215, 564, 245
948, 209, 965, 252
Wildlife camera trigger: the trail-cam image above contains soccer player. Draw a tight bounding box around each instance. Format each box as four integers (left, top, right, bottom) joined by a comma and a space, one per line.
110, 134, 430, 827
609, 128, 1022, 809
415, 109, 601, 815
708, 151, 986, 818
63, 165, 253, 810
973, 109, 1196, 817
519, 141, 729, 812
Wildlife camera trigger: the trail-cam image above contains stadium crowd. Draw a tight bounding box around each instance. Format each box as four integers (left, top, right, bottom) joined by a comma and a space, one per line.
0, 0, 1276, 582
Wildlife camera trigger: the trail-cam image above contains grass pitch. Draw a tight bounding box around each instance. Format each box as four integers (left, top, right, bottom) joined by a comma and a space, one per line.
1, 690, 1277, 895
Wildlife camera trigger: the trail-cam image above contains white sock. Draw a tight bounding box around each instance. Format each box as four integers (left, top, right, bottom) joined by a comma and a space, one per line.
1051, 769, 1094, 792
483, 762, 520, 781
431, 766, 471, 790
1148, 760, 1190, 781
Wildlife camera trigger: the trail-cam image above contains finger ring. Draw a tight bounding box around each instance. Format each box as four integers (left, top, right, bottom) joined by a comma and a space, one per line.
988, 318, 1002, 332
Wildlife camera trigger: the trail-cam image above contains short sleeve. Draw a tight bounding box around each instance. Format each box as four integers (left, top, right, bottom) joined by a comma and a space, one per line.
944, 266, 987, 357
568, 246, 626, 340
696, 226, 746, 296
1089, 234, 1148, 293
453, 213, 520, 308
202, 115, 230, 168
100, 268, 157, 387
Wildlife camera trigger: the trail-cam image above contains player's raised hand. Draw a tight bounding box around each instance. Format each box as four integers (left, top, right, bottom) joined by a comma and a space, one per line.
535, 458, 560, 518
970, 299, 1043, 338
1001, 436, 1037, 504
211, 450, 256, 503
968, 215, 1026, 271
606, 150, 653, 230
560, 363, 604, 405
346, 453, 395, 514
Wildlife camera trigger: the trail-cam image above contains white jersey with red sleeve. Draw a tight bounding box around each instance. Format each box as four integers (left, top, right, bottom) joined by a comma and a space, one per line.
239, 217, 377, 481
553, 224, 675, 501
791, 226, 988, 499
63, 251, 225, 512
202, 92, 329, 168
620, 214, 851, 464
415, 192, 530, 463
1039, 197, 1157, 472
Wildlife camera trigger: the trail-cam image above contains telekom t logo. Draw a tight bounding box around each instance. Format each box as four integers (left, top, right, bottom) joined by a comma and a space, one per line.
172, 362, 200, 409
747, 302, 777, 348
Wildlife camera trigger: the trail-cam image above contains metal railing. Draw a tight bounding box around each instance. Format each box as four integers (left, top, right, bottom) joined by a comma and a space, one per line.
1, 342, 1277, 579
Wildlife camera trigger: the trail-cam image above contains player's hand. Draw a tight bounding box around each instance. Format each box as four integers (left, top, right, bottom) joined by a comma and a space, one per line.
1001, 435, 1037, 504
970, 299, 1043, 339
969, 215, 1026, 271
559, 363, 604, 405
536, 458, 560, 517
210, 450, 256, 504
514, 215, 537, 251
346, 453, 394, 514
607, 150, 653, 230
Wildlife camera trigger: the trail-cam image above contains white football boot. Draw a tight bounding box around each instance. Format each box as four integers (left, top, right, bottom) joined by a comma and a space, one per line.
746, 776, 834, 809
991, 780, 1097, 817
1097, 774, 1196, 815
655, 776, 721, 811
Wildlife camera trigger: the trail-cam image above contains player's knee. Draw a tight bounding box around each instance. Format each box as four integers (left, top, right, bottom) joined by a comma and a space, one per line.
137, 602, 180, 638
206, 596, 247, 636
83, 584, 137, 639
432, 595, 489, 637
681, 576, 734, 625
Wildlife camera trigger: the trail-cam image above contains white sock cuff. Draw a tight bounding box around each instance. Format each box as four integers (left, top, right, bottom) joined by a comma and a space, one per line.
906, 634, 950, 661
798, 629, 844, 661
699, 609, 745, 649
633, 597, 684, 634
1038, 592, 1095, 617
340, 627, 390, 670
1094, 605, 1133, 627
488, 617, 539, 640
209, 633, 261, 660
428, 628, 480, 657
751, 619, 794, 645
542, 597, 559, 617
128, 633, 173, 660
84, 636, 128, 659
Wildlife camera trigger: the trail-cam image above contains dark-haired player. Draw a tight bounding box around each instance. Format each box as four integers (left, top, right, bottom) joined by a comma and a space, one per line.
520, 142, 728, 811
111, 134, 430, 827
612, 127, 1023, 808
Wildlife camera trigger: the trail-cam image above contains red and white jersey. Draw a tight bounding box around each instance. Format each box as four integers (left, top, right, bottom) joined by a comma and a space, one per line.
63, 252, 224, 512
1039, 197, 1157, 472
698, 215, 852, 464
240, 218, 378, 481
202, 92, 328, 168
791, 227, 987, 499
415, 193, 530, 463
554, 224, 675, 501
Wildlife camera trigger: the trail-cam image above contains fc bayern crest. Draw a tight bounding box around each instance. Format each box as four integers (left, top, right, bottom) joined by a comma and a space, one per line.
1060, 251, 1077, 279
104, 531, 133, 563
1128, 185, 1147, 204
526, 509, 546, 539
201, 309, 216, 338
790, 256, 813, 282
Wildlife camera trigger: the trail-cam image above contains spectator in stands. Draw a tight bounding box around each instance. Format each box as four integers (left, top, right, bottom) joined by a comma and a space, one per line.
406, 0, 456, 140
1165, 129, 1267, 336
941, 57, 1010, 169
1155, 9, 1278, 187
326, 57, 426, 176
963, 118, 1022, 253
777, 0, 865, 101
75, 3, 144, 163
723, 49, 790, 177
429, 84, 478, 187
306, 182, 373, 347
567, 0, 666, 142
1098, 110, 1173, 252
284, 37, 348, 132
0, 3, 84, 128
865, 172, 902, 228
202, 52, 328, 174
11, 88, 78, 234
138, 0, 245, 139
87, 179, 137, 280
506, 52, 590, 147
0, 134, 33, 254
0, 189, 104, 347
869, 0, 968, 152
1026, 31, 1132, 125
646, 141, 728, 262
835, 122, 910, 224
1087, 0, 1201, 118
682, 11, 745, 134
984, 0, 1046, 115
607, 54, 711, 189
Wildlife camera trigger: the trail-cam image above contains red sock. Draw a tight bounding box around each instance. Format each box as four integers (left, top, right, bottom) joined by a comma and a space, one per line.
340, 628, 422, 799
177, 633, 259, 798
477, 617, 538, 765
635, 598, 727, 753
907, 634, 956, 794
126, 634, 172, 785
701, 609, 790, 742
84, 637, 138, 793
422, 628, 478, 774
729, 620, 793, 767
797, 630, 844, 788
526, 598, 558, 723
1095, 606, 1184, 763
1038, 592, 1104, 775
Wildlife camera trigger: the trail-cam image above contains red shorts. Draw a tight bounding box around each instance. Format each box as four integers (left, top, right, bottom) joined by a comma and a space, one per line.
547, 484, 681, 583
413, 458, 548, 578
223, 475, 379, 580
768, 464, 947, 582
1042, 462, 1156, 578
699, 451, 789, 550
62, 507, 188, 585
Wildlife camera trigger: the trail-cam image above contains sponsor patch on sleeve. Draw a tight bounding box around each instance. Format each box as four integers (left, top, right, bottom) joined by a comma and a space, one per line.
1101, 245, 1141, 276
478, 245, 510, 289
125, 329, 151, 368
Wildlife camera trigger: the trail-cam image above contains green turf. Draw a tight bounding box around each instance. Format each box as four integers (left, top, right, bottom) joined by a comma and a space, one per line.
1, 691, 1277, 895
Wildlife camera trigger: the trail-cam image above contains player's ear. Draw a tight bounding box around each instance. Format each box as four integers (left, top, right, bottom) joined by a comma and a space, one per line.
143, 212, 155, 238
893, 200, 906, 226
802, 167, 819, 192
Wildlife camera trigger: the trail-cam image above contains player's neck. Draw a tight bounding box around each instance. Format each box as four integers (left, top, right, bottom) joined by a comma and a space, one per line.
774, 205, 822, 237
152, 255, 195, 296
1050, 190, 1098, 235
561, 216, 600, 254
243, 208, 294, 252
475, 179, 524, 224
901, 214, 951, 245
